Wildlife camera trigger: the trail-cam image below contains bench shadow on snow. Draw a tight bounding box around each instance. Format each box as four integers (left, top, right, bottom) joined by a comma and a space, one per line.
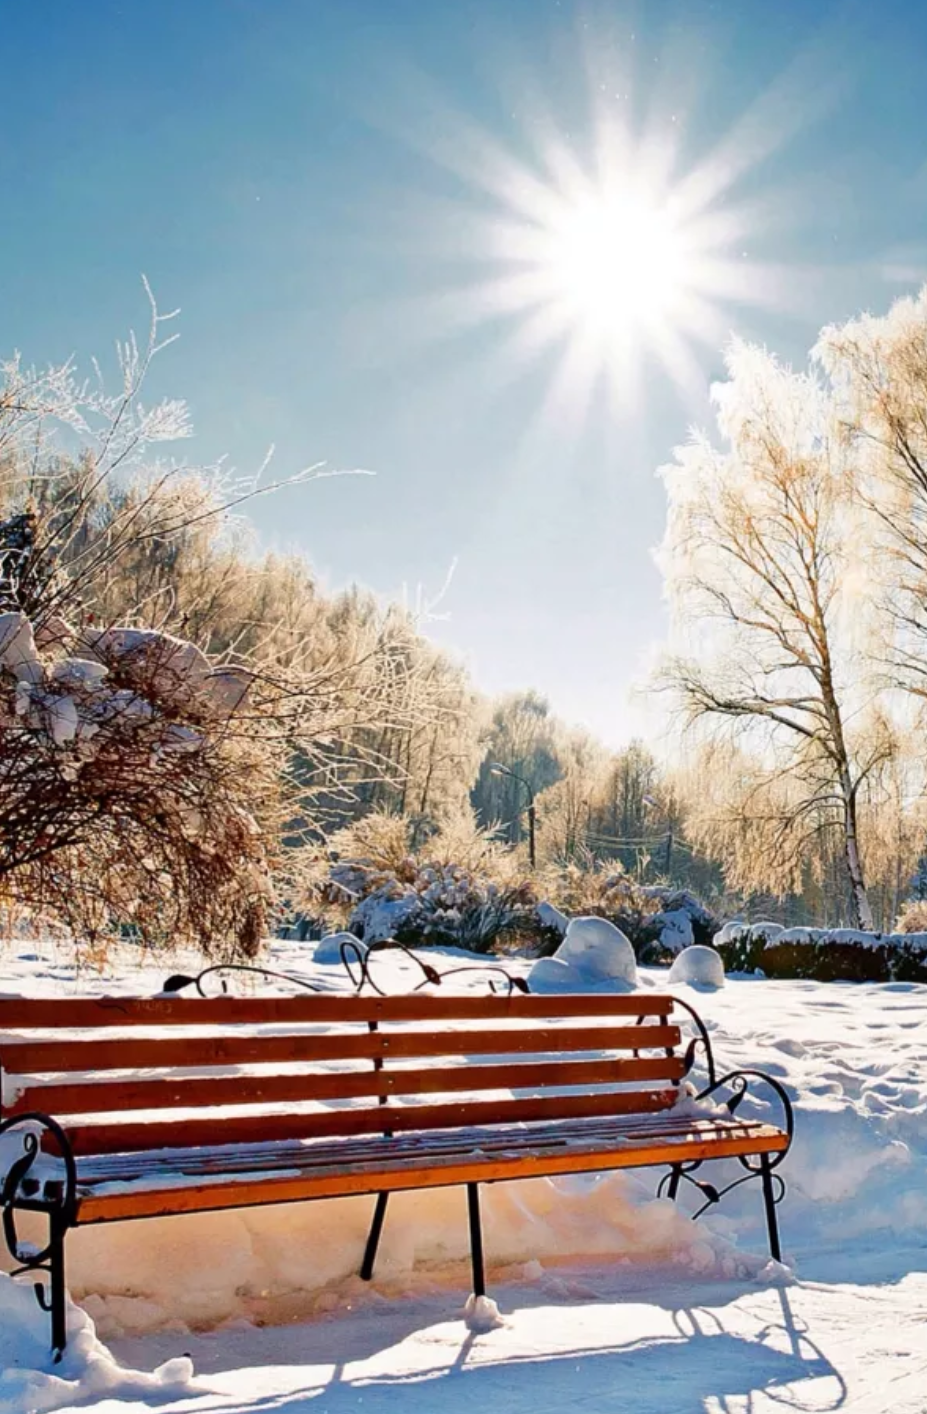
199, 1300, 843, 1414
108, 1284, 847, 1414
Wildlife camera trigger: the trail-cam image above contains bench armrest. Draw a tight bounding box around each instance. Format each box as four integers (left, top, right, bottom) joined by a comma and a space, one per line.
1, 1113, 77, 1263
694, 1068, 795, 1166
670, 996, 794, 1166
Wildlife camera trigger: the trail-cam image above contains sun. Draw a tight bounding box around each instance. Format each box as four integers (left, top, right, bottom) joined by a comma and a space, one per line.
471, 143, 754, 421
394, 102, 791, 422
539, 184, 690, 338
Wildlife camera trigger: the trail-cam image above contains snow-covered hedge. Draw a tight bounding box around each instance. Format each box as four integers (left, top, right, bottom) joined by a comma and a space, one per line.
715, 921, 927, 981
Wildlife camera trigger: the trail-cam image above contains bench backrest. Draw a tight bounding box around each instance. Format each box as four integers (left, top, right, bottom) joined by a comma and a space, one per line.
0, 993, 687, 1156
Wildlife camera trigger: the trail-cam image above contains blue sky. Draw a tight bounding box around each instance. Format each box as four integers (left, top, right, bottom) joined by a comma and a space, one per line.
4, 0, 927, 745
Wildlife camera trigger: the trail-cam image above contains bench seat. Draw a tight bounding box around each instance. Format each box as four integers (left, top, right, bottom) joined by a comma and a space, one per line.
68, 1112, 790, 1222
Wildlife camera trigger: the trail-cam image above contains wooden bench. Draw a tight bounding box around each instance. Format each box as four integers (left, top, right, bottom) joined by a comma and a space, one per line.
0, 991, 793, 1357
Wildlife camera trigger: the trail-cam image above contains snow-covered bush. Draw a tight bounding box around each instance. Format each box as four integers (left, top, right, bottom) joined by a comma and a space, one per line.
894, 898, 927, 934
308, 817, 724, 959
312, 811, 539, 953
0, 594, 274, 956
530, 868, 720, 959
713, 921, 927, 981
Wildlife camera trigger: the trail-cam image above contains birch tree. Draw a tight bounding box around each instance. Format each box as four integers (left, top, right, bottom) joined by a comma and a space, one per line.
659, 341, 891, 928
818, 289, 927, 707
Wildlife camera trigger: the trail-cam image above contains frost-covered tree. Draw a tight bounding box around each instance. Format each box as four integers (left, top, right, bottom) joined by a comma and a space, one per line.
0, 287, 426, 954
658, 341, 893, 929
471, 690, 564, 847
817, 290, 927, 711
534, 728, 608, 863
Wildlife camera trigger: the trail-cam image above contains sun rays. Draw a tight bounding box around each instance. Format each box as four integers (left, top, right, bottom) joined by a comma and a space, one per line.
368, 28, 820, 438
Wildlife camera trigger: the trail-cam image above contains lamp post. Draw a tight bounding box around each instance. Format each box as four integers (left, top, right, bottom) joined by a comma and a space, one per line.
490, 762, 536, 869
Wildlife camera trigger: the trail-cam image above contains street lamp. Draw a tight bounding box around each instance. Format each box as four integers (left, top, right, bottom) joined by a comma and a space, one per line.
490, 762, 536, 869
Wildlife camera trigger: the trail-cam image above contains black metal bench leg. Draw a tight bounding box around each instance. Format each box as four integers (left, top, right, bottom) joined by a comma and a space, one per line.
759, 1154, 782, 1263
360, 1192, 390, 1281
666, 1164, 682, 1201
48, 1210, 67, 1361
467, 1182, 486, 1297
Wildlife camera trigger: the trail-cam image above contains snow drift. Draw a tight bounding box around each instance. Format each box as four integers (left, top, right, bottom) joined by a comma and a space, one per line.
0, 1270, 194, 1414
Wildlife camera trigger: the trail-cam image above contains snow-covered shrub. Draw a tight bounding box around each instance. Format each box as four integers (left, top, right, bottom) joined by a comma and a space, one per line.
313, 931, 366, 964
343, 865, 536, 954
0, 595, 274, 956
309, 815, 723, 960
532, 868, 719, 959
713, 922, 927, 981
312, 811, 539, 953
651, 908, 694, 953
712, 920, 784, 972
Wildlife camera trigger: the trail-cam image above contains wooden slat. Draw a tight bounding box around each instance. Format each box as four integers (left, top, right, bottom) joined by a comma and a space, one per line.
59, 1087, 681, 1155
74, 1123, 790, 1224
0, 992, 675, 1030
73, 1115, 777, 1183
9, 1054, 687, 1116
3, 1023, 681, 1075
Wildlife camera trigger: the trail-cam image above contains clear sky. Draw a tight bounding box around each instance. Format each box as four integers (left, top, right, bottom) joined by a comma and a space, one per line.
3, 0, 927, 746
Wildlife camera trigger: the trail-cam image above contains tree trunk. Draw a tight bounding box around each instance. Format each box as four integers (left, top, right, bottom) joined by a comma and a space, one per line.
842, 780, 874, 930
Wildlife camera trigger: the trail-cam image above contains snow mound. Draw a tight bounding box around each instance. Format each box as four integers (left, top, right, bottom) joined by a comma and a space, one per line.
314, 931, 366, 964
529, 915, 638, 991
463, 1294, 506, 1332
527, 955, 588, 991
668, 944, 725, 989
0, 1271, 195, 1413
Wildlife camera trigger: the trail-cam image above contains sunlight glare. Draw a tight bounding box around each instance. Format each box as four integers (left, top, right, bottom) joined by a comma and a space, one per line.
546, 186, 688, 335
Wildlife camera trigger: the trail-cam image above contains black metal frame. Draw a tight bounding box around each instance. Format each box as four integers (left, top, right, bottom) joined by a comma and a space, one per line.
655, 1005, 795, 1263
0, 1113, 77, 1361
162, 963, 328, 996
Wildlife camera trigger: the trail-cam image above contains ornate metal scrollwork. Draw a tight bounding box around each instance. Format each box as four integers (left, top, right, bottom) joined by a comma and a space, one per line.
0, 1112, 76, 1350
163, 945, 529, 1000
339, 936, 530, 997
162, 962, 327, 996
694, 1067, 795, 1167
671, 995, 719, 1089
657, 1001, 795, 1244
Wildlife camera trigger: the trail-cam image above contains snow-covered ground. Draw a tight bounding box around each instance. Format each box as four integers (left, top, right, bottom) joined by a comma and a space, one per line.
2, 933, 926, 1412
